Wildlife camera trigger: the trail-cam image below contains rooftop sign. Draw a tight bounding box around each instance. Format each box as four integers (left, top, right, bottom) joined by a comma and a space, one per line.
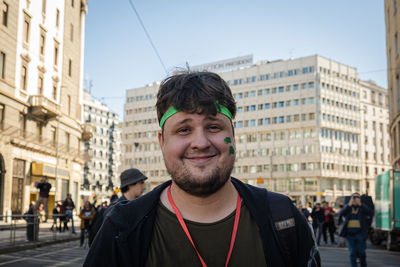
190, 55, 253, 72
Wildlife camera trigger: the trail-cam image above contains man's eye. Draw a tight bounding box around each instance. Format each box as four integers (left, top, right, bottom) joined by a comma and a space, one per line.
208, 125, 221, 132
177, 128, 190, 134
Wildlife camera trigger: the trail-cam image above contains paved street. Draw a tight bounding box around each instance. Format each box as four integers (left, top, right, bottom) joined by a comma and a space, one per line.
319, 243, 400, 267
0, 240, 87, 267
0, 239, 399, 266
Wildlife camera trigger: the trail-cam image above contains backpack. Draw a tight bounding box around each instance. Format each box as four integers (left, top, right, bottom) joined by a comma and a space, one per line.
266, 191, 320, 267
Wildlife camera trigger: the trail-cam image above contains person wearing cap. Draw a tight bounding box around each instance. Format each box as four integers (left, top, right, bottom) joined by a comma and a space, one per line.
118, 168, 148, 202
84, 71, 320, 267
88, 168, 147, 247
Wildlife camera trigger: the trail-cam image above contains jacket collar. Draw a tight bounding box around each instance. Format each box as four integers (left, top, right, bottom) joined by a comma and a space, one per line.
108, 178, 271, 234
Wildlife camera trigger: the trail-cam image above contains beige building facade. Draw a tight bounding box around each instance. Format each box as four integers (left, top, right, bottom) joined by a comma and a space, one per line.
385, 0, 400, 170
123, 55, 389, 205
359, 81, 392, 198
0, 0, 88, 217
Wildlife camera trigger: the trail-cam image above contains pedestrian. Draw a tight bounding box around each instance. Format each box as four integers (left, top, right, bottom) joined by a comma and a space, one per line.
79, 201, 95, 247
63, 193, 76, 234
23, 202, 38, 241
34, 177, 51, 222
110, 192, 118, 204
311, 203, 325, 246
88, 168, 148, 247
298, 203, 311, 221
337, 204, 347, 247
84, 71, 320, 266
50, 204, 59, 231
322, 201, 336, 245
339, 192, 373, 267
56, 200, 68, 232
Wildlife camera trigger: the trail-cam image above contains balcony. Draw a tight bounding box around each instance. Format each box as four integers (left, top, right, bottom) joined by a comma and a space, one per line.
28, 95, 59, 122
82, 123, 93, 141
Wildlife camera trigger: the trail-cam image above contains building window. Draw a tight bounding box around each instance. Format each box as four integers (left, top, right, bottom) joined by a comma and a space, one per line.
36, 122, 42, 141
20, 65, 27, 90
67, 95, 71, 115
37, 75, 43, 94
56, 9, 60, 27
51, 126, 56, 146
2, 1, 8, 26
65, 132, 70, 151
19, 113, 26, 137
395, 33, 399, 56
70, 23, 73, 41
39, 34, 45, 55
52, 84, 57, 100
0, 103, 4, 128
54, 42, 59, 66
71, 0, 74, 7
23, 18, 30, 44
68, 59, 72, 77
0, 51, 5, 79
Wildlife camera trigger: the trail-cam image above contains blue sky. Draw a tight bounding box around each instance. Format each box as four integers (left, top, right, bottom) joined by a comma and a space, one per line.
84, 0, 386, 119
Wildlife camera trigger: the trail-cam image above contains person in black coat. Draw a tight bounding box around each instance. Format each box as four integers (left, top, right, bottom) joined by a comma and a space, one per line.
24, 202, 38, 241
311, 203, 325, 245
339, 193, 373, 267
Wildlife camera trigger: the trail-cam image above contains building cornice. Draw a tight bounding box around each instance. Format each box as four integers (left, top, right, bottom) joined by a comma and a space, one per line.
0, 90, 29, 107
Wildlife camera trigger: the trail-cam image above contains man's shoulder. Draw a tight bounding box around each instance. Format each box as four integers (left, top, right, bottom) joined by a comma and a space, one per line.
104, 181, 171, 231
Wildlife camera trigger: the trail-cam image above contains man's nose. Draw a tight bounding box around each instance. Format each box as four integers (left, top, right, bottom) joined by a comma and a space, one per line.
191, 129, 211, 149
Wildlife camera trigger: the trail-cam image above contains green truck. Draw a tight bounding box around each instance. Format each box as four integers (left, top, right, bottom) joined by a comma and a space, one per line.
369, 170, 400, 250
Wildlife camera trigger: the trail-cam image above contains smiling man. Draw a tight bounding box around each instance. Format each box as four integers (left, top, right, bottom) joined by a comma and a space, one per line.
84, 71, 320, 267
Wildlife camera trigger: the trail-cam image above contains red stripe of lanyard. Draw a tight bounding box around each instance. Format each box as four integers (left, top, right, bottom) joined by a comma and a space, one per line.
167, 184, 241, 267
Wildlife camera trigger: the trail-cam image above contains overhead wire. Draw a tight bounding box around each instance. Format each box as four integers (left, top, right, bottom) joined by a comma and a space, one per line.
127, 0, 168, 75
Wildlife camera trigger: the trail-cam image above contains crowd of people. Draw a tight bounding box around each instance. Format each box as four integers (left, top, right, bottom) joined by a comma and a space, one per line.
297, 201, 337, 246
297, 194, 373, 267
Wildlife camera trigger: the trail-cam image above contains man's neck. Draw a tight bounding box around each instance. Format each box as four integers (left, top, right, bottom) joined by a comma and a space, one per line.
123, 192, 136, 201
160, 179, 238, 223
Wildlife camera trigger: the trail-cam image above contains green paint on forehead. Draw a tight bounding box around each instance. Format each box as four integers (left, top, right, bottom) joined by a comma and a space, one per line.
229, 146, 235, 155
224, 137, 231, 144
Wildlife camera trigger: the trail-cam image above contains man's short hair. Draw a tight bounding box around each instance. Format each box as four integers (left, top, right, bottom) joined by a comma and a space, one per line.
120, 185, 132, 193
156, 71, 237, 127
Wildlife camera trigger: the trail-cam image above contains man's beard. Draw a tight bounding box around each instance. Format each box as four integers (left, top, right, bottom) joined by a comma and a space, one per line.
166, 162, 234, 197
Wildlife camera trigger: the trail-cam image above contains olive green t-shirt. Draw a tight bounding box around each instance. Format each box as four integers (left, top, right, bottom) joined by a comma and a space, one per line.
144, 201, 267, 267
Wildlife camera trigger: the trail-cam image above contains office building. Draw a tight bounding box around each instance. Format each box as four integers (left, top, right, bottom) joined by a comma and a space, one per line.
123, 55, 390, 204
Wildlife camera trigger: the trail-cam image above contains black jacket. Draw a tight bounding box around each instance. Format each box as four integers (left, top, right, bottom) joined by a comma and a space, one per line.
338, 203, 373, 239
89, 196, 128, 247
84, 178, 320, 267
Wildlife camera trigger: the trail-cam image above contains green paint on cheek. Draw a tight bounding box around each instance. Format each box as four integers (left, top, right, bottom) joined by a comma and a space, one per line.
229, 146, 235, 155
224, 137, 231, 144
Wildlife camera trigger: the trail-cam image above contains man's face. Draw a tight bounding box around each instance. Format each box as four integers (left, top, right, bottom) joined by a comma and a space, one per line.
158, 111, 236, 197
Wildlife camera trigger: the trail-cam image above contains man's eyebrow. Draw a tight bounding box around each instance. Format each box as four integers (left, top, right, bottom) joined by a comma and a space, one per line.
204, 115, 223, 122
173, 118, 193, 126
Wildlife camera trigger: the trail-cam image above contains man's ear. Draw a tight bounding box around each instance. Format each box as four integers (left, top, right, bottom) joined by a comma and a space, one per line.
158, 130, 164, 148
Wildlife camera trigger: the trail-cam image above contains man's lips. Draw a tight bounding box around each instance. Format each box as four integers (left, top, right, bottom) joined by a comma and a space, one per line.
184, 155, 216, 164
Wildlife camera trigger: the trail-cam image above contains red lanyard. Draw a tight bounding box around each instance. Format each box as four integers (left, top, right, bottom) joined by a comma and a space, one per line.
167, 184, 241, 267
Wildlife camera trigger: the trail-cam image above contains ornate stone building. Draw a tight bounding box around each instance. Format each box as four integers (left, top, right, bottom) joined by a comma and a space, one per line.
0, 0, 88, 216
